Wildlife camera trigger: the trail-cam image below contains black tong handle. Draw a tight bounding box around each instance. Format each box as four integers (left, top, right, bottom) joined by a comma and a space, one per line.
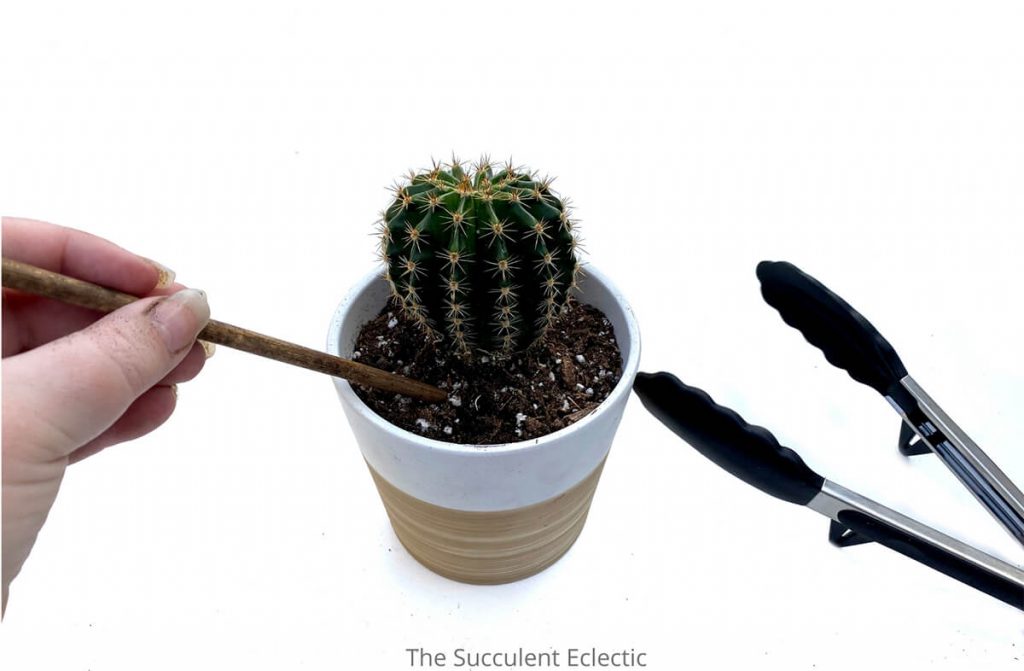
756, 260, 908, 396
632, 371, 824, 505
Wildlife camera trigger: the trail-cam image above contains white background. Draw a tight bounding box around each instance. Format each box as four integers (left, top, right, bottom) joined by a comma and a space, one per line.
1, 1, 1022, 668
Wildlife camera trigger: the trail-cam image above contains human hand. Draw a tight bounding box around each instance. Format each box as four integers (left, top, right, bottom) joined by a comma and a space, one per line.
1, 217, 212, 613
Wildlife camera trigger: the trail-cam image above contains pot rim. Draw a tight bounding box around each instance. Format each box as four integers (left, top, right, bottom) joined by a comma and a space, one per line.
327, 262, 641, 456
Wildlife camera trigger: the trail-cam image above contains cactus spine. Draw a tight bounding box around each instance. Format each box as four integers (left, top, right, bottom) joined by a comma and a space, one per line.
378, 157, 582, 358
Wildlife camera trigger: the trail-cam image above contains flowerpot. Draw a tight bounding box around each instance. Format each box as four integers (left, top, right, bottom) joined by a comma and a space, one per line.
327, 264, 641, 584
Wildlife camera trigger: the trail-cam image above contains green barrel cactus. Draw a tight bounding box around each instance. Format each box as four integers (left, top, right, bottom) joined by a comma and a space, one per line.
377, 157, 582, 357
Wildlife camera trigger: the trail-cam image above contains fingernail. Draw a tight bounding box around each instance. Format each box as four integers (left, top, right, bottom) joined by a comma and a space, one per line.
200, 340, 216, 359
144, 257, 176, 289
149, 288, 210, 354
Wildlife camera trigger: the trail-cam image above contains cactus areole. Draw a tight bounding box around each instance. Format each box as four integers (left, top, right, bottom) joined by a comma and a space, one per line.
378, 158, 582, 359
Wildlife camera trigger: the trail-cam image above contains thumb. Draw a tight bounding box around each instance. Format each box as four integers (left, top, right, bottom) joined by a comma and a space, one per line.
4, 288, 210, 458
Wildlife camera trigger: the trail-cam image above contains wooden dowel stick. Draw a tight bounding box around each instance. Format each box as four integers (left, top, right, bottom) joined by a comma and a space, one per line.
1, 257, 448, 403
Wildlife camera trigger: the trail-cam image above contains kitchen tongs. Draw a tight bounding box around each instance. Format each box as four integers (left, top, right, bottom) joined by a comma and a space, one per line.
633, 372, 1024, 610
756, 261, 1024, 547
632, 260, 1024, 610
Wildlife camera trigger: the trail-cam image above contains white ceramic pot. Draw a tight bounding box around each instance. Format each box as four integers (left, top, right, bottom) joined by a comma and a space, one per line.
327, 264, 640, 583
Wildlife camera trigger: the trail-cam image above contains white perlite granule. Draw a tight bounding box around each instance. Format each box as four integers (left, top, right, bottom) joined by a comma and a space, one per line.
415, 418, 430, 430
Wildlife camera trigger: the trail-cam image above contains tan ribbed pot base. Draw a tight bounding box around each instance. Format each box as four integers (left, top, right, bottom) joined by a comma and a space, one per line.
367, 458, 607, 585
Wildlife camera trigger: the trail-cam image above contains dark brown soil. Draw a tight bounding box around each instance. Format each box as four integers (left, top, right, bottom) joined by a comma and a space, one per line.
351, 298, 623, 445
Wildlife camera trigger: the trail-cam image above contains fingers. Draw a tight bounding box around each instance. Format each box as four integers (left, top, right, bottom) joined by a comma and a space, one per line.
3, 297, 119, 357
3, 288, 210, 459
3, 280, 193, 357
66, 340, 212, 463
158, 341, 209, 386
2, 218, 183, 357
1, 216, 174, 296
67, 385, 178, 464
